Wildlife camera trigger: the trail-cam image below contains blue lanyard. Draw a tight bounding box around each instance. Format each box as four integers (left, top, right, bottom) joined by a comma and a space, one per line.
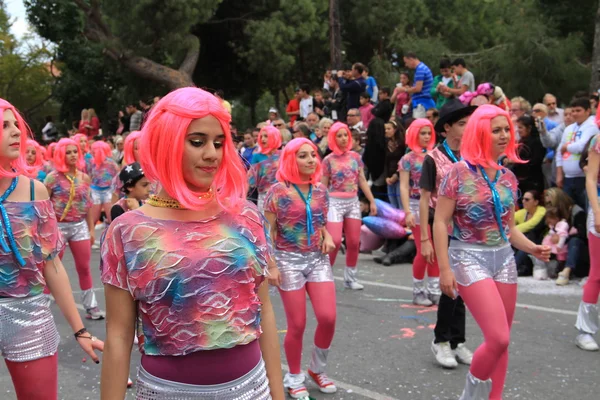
292, 184, 314, 245
0, 177, 26, 266
478, 166, 509, 242
442, 140, 459, 163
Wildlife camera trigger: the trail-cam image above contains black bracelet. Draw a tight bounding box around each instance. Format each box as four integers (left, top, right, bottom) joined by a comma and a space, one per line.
74, 327, 88, 339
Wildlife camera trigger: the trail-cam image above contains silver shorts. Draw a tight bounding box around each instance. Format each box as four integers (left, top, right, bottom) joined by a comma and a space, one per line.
448, 241, 517, 287
409, 198, 420, 221
91, 187, 112, 205
58, 220, 90, 242
327, 196, 361, 223
136, 358, 271, 400
275, 250, 334, 291
587, 202, 600, 238
257, 192, 266, 214
0, 294, 60, 362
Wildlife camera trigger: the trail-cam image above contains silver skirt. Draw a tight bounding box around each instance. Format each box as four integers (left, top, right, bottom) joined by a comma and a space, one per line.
91, 187, 112, 205
327, 196, 361, 223
275, 250, 333, 291
0, 294, 60, 362
448, 241, 517, 287
58, 220, 90, 242
136, 358, 271, 400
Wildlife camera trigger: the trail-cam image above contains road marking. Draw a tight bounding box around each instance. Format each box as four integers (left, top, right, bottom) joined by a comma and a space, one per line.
333, 277, 578, 316
280, 364, 399, 400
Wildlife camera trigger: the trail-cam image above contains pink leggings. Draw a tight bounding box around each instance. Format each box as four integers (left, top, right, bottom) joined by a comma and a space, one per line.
583, 234, 600, 304
59, 240, 93, 291
6, 354, 58, 400
279, 282, 337, 375
327, 218, 361, 267
412, 225, 439, 279
459, 279, 517, 400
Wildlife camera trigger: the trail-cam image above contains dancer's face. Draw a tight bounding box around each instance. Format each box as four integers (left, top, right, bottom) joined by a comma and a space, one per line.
419, 127, 432, 148
335, 128, 349, 151
2, 110, 21, 161
65, 145, 79, 167
296, 143, 318, 180
26, 145, 36, 164
490, 116, 510, 158
182, 116, 224, 192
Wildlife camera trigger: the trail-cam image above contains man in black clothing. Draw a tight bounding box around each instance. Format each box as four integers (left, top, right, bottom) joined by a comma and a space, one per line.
336, 63, 367, 110
371, 87, 394, 121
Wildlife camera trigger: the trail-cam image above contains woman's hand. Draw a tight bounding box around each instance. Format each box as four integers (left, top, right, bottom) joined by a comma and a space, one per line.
405, 212, 416, 229
531, 244, 551, 262
321, 235, 336, 254
369, 201, 377, 216
76, 334, 104, 364
594, 210, 600, 233
267, 267, 282, 287
440, 269, 458, 299
89, 231, 95, 246
386, 175, 398, 185
421, 239, 435, 264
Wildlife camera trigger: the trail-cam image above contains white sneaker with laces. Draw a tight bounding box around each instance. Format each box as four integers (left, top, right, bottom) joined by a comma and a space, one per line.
431, 341, 458, 368
576, 333, 599, 351
454, 343, 473, 365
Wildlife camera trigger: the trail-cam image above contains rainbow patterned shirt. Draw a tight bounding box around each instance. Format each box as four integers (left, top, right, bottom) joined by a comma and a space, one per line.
590, 134, 600, 189
89, 158, 120, 189
399, 151, 426, 199
248, 151, 281, 194
322, 151, 364, 195
44, 171, 92, 222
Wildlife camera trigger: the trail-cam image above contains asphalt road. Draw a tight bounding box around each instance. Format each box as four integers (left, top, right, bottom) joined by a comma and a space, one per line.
1, 243, 598, 400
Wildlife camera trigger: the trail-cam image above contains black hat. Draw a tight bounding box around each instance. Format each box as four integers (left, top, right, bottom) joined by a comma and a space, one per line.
119, 162, 144, 187
434, 99, 477, 133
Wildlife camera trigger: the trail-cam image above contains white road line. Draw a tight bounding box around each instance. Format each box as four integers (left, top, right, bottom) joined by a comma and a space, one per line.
280, 364, 399, 400
333, 276, 578, 316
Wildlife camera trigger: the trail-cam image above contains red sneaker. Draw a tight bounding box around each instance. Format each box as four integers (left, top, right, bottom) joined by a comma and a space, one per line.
307, 369, 337, 394
287, 384, 309, 399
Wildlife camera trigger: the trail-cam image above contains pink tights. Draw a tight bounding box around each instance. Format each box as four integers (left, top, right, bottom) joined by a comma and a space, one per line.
412, 225, 439, 279
59, 240, 93, 291
6, 353, 58, 400
279, 282, 337, 374
458, 279, 517, 400
327, 218, 361, 267
583, 234, 600, 304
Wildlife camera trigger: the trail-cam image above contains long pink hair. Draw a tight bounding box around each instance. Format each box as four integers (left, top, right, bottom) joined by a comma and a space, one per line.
139, 87, 247, 211
258, 125, 282, 155
461, 104, 524, 170
26, 140, 44, 167
123, 130, 141, 164
406, 119, 436, 154
53, 138, 86, 173
73, 133, 89, 153
91, 141, 112, 168
276, 138, 322, 184
327, 122, 352, 155
0, 99, 33, 177
46, 142, 57, 161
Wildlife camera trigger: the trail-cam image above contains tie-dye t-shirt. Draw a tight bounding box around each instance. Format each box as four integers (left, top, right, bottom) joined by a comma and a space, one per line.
248, 151, 281, 194
322, 151, 364, 195
0, 199, 65, 297
589, 134, 600, 188
439, 161, 518, 246
89, 159, 120, 188
264, 182, 329, 252
101, 201, 274, 356
44, 171, 92, 222
399, 151, 427, 199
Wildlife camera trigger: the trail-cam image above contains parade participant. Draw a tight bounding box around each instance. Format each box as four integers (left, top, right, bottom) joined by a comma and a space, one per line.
44, 142, 57, 174
110, 162, 151, 221
248, 125, 282, 212
88, 141, 119, 225
25, 139, 47, 181
122, 130, 141, 165
0, 99, 102, 399
73, 133, 92, 172
264, 138, 337, 398
100, 87, 284, 400
399, 118, 439, 306
434, 104, 550, 399
45, 138, 105, 320
322, 122, 377, 290
419, 99, 476, 369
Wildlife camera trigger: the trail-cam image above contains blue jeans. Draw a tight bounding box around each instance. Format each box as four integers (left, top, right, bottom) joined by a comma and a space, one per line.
566, 236, 590, 277
563, 177, 587, 211
387, 183, 401, 209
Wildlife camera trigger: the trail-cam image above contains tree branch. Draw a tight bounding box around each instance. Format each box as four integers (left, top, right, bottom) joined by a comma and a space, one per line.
203, 12, 256, 25
448, 44, 508, 58
178, 35, 201, 76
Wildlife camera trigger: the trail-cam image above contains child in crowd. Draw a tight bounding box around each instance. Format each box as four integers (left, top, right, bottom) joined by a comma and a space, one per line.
534, 207, 569, 280
110, 162, 151, 221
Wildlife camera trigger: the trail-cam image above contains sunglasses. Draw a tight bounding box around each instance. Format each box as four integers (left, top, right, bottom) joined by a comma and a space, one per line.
523, 198, 532, 202
546, 102, 556, 106
532, 109, 543, 113
274, 123, 284, 127
347, 114, 360, 117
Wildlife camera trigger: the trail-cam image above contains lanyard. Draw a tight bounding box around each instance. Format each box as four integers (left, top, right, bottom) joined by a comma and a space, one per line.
0, 177, 26, 266
292, 184, 314, 245
60, 173, 77, 222
442, 140, 459, 163
478, 166, 508, 242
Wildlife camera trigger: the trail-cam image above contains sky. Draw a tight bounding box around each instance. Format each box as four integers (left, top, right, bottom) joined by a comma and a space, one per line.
5, 0, 30, 39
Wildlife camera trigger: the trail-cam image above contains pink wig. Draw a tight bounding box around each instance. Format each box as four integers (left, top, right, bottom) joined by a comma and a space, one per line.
53, 138, 86, 173
26, 140, 44, 167
327, 122, 352, 155
73, 133, 89, 153
91, 140, 112, 168
0, 98, 33, 177
406, 119, 436, 154
123, 130, 141, 164
258, 125, 282, 155
276, 138, 322, 185
46, 142, 57, 161
139, 87, 247, 211
461, 104, 524, 170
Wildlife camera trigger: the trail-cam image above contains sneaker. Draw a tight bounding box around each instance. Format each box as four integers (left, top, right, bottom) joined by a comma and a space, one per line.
431, 341, 458, 368
344, 281, 364, 290
429, 294, 441, 305
533, 267, 548, 280
91, 243, 100, 250
308, 369, 337, 394
413, 292, 433, 307
453, 343, 473, 365
287, 385, 309, 399
576, 334, 600, 351
127, 377, 133, 388
86, 307, 106, 320
556, 272, 570, 286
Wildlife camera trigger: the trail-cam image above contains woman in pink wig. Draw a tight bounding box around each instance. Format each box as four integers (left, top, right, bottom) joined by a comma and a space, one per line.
100, 87, 284, 400
433, 105, 550, 399
248, 125, 282, 212
122, 130, 141, 165
25, 139, 47, 181
264, 138, 337, 398
88, 141, 119, 224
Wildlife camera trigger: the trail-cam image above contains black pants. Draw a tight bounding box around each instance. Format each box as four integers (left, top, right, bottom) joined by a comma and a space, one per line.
434, 293, 466, 349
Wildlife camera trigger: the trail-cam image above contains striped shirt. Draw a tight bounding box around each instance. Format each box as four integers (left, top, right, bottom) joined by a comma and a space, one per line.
412, 62, 434, 103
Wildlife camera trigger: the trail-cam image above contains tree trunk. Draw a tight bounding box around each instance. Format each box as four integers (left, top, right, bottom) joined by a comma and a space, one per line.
329, 0, 342, 69
591, 0, 600, 92
116, 54, 195, 90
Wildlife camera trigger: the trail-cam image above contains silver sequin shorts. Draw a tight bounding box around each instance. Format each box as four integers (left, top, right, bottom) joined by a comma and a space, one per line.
0, 294, 60, 362
275, 250, 334, 291
327, 196, 361, 223
136, 358, 271, 400
448, 241, 517, 287
91, 187, 112, 205
257, 193, 266, 214
587, 200, 600, 238
409, 198, 420, 221
58, 220, 90, 242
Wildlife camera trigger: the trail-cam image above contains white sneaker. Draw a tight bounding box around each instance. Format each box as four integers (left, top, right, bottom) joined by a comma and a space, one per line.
413, 292, 433, 306
343, 267, 364, 290
344, 281, 364, 290
576, 334, 599, 351
454, 343, 473, 365
533, 266, 548, 280
431, 341, 458, 368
